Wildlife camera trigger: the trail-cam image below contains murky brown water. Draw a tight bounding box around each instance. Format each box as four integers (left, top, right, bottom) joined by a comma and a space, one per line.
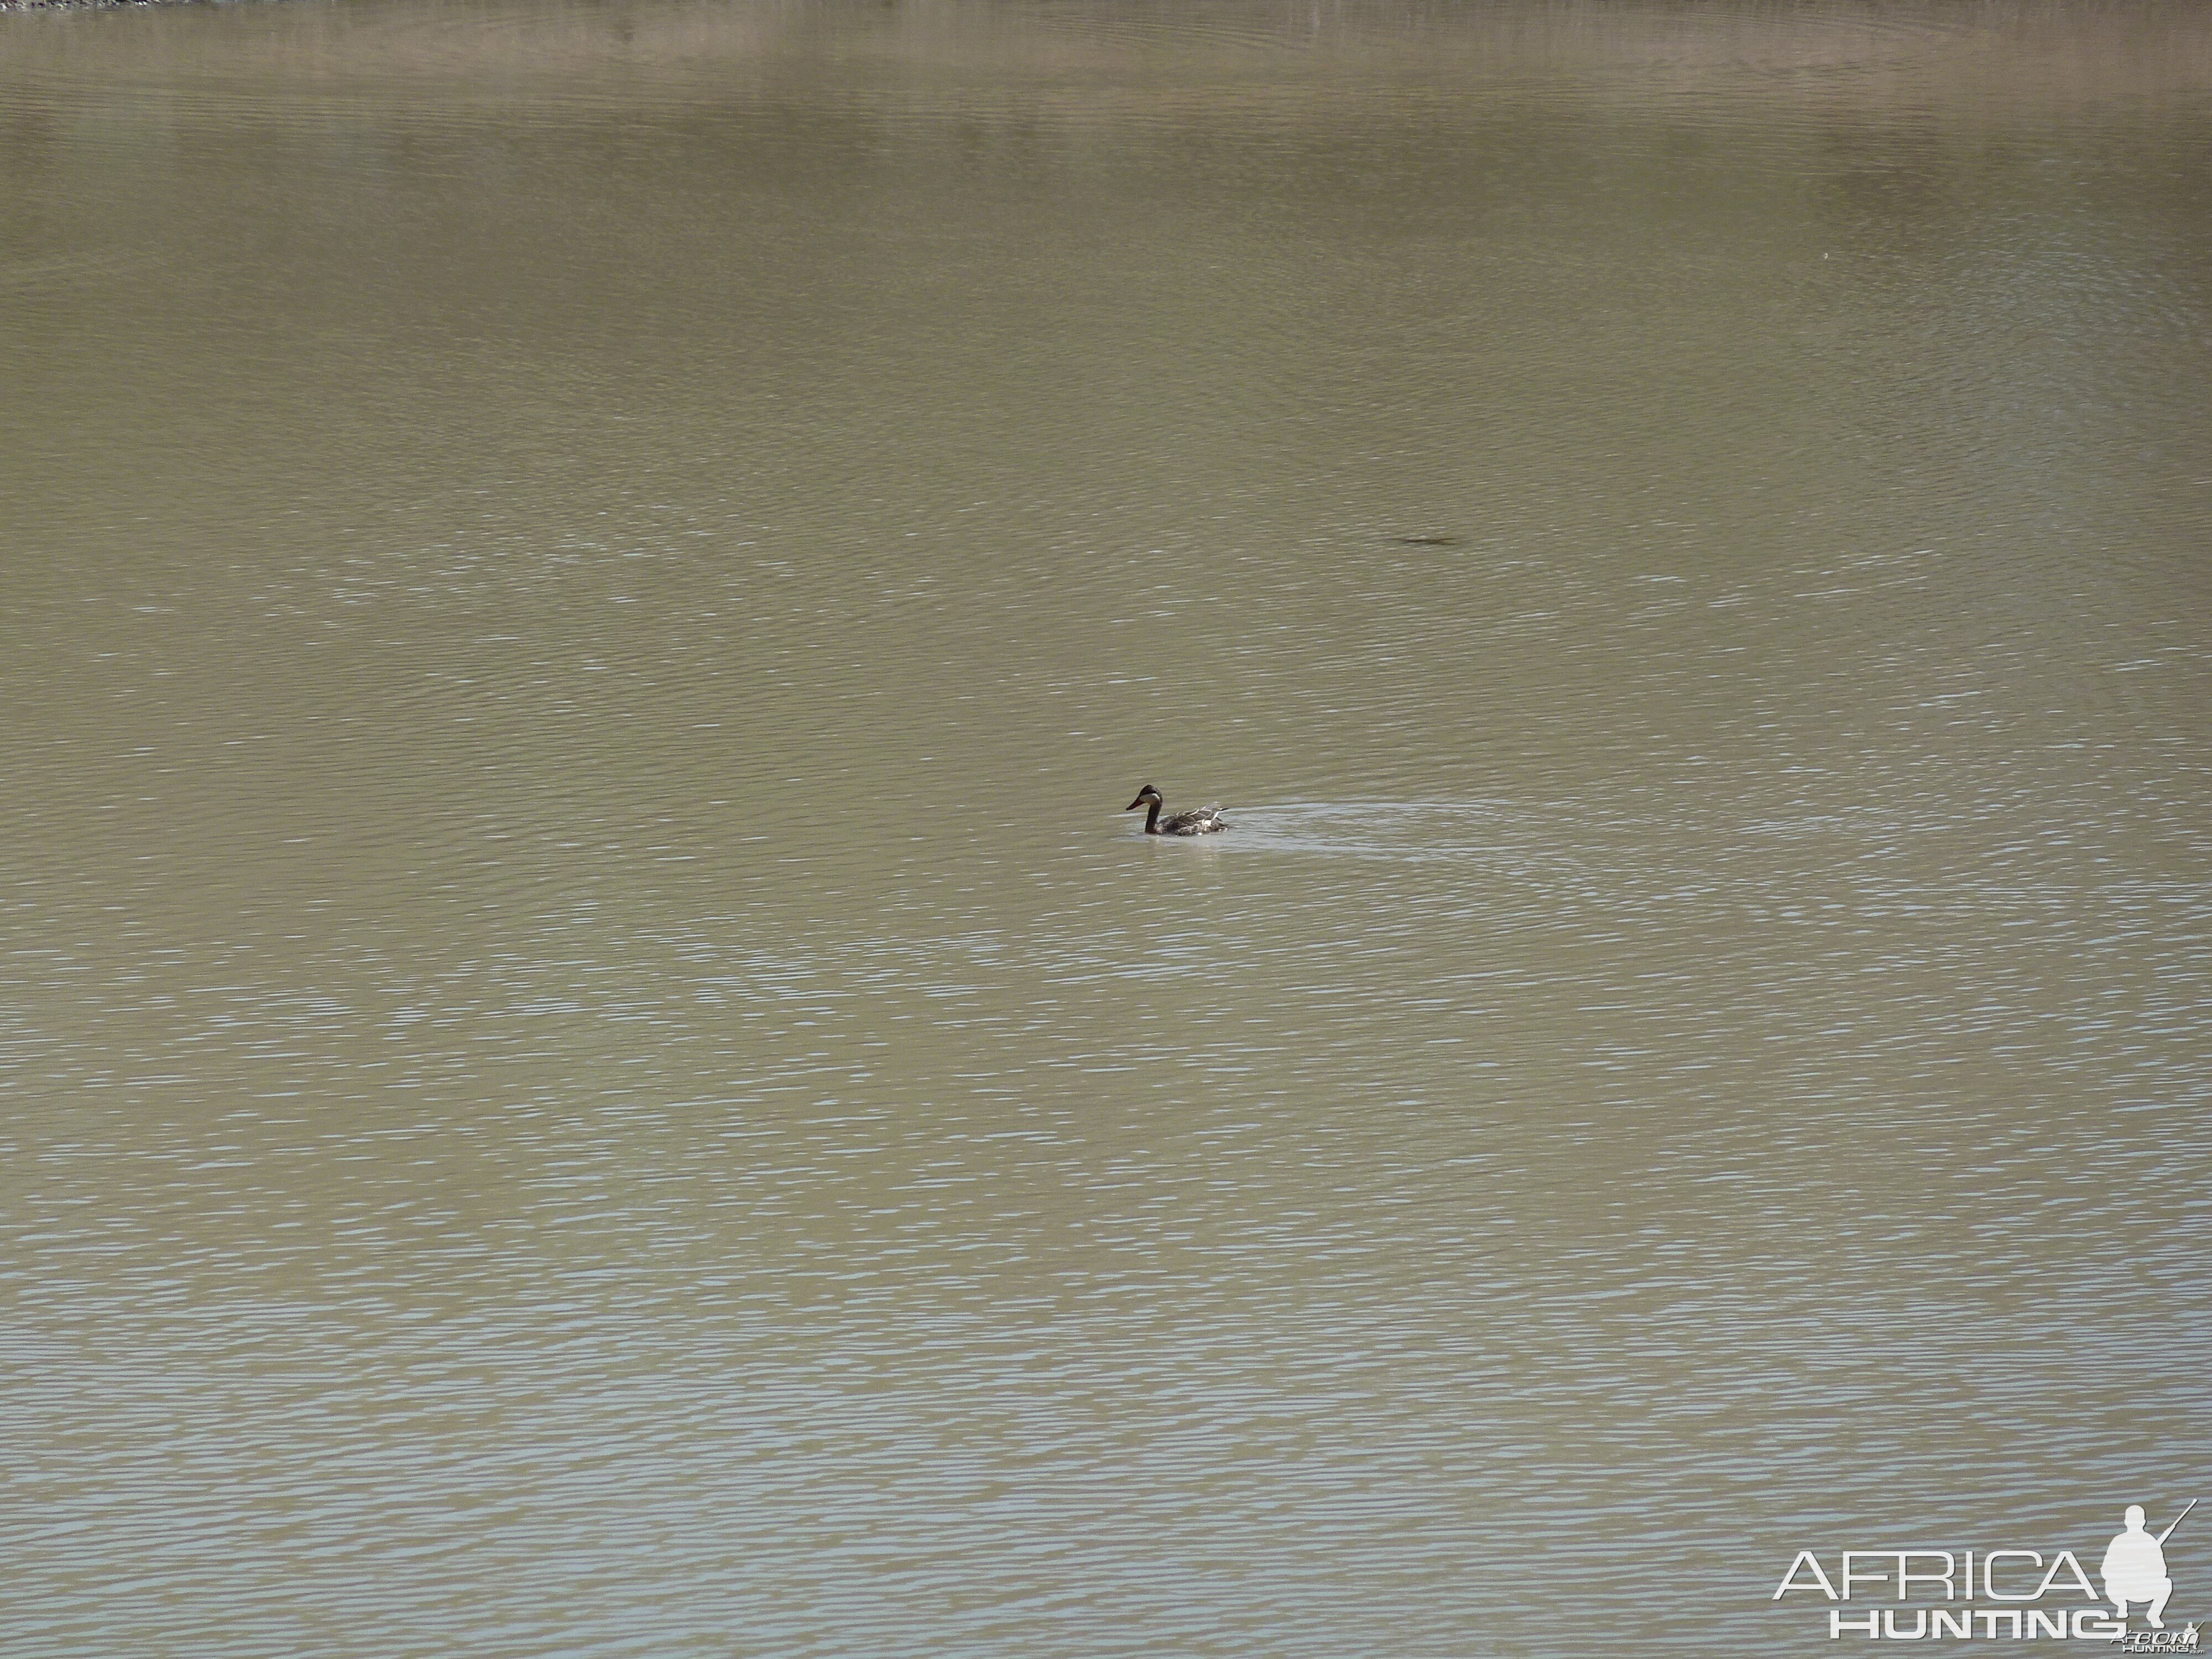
4, 2, 2209, 1653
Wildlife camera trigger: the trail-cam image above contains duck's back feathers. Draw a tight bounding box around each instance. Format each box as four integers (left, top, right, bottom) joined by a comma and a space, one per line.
1159, 804, 1230, 836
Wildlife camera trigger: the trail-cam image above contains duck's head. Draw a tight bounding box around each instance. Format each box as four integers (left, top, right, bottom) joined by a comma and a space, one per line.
1126, 784, 1163, 811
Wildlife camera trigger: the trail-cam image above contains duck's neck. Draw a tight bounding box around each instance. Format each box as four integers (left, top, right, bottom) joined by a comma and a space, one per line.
1144, 800, 1162, 834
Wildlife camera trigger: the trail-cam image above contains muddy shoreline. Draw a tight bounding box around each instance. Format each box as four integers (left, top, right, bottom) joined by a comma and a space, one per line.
0, 0, 277, 13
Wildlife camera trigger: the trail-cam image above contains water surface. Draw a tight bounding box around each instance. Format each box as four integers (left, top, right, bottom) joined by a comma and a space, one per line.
3, 2, 2209, 1653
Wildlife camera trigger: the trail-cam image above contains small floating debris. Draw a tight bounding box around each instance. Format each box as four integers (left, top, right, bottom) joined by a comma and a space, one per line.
1394, 535, 1462, 547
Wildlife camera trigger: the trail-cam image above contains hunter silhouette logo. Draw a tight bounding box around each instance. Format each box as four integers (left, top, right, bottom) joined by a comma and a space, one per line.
1772, 1500, 2198, 1642
2104, 1501, 2190, 1629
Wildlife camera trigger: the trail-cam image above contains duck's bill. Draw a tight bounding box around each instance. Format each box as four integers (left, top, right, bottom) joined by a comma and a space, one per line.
1126, 796, 1148, 811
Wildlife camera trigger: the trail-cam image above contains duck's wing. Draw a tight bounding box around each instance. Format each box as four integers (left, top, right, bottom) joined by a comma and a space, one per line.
1162, 804, 1230, 834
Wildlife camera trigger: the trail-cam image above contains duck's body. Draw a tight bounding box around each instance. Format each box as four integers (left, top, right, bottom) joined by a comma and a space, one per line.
1126, 784, 1230, 836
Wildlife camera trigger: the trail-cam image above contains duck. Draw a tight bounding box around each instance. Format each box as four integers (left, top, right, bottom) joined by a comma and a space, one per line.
1125, 784, 1230, 836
